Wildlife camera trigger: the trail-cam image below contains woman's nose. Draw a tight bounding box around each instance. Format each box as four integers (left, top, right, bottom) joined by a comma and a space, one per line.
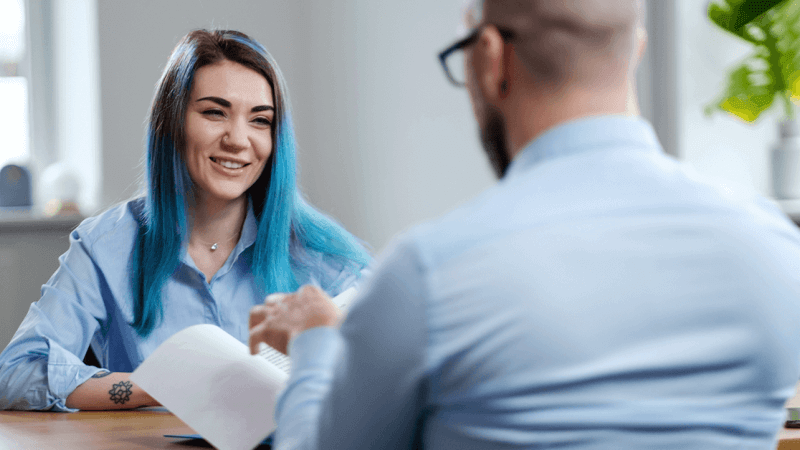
223, 119, 249, 150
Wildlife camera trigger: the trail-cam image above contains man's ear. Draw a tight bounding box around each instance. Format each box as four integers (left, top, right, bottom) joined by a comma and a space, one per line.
625, 26, 648, 116
471, 25, 508, 106
634, 25, 647, 67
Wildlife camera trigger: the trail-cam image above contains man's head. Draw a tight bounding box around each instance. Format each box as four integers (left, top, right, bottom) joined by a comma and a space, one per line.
459, 0, 646, 177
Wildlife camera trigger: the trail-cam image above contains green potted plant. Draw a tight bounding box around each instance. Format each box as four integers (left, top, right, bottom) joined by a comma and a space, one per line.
705, 0, 800, 198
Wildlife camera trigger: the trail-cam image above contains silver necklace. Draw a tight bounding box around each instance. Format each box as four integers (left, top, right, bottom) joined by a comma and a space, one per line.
194, 233, 240, 252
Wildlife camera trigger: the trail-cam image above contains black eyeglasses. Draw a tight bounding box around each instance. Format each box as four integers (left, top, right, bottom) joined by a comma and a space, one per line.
438, 25, 514, 87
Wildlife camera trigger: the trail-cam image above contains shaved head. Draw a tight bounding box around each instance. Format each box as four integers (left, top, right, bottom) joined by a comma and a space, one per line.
461, 0, 646, 178
480, 0, 644, 88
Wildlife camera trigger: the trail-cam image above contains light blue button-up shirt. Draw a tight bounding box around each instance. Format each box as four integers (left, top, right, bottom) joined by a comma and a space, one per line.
275, 116, 800, 449
0, 198, 361, 411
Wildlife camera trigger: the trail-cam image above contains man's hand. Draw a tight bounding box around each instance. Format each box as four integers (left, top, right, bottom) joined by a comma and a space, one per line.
249, 285, 341, 355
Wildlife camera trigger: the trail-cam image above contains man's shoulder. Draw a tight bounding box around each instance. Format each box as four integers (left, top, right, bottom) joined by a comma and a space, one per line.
402, 183, 512, 270
406, 153, 800, 271
662, 162, 798, 235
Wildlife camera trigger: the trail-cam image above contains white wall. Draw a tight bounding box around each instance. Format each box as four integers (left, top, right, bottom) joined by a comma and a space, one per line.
96, 0, 493, 252
291, 0, 494, 251
51, 0, 101, 211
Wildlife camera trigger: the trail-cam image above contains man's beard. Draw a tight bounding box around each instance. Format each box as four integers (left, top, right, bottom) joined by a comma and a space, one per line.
479, 106, 511, 179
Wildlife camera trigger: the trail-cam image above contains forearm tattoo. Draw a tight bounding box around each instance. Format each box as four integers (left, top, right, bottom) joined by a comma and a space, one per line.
109, 381, 133, 404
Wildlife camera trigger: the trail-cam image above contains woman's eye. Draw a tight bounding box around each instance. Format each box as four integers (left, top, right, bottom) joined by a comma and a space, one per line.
202, 109, 224, 117
253, 117, 272, 127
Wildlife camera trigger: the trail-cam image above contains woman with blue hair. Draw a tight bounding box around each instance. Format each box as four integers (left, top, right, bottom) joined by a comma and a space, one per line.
0, 29, 370, 411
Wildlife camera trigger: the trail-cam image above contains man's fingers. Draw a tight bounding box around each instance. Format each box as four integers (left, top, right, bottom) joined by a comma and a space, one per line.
297, 284, 323, 297
249, 287, 335, 355
249, 305, 278, 354
266, 293, 288, 304
250, 302, 284, 331
249, 320, 273, 355
249, 305, 268, 330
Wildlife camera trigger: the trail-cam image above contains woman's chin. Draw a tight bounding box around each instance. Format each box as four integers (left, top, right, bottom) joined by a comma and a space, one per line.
194, 188, 249, 206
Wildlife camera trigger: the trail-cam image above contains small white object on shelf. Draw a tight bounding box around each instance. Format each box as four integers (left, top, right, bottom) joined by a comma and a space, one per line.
39, 162, 81, 217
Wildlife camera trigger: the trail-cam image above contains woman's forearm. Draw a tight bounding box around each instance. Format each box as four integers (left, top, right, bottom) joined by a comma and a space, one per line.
65, 371, 159, 410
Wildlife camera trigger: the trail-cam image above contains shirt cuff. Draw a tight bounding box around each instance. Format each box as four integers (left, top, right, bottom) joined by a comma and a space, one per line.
288, 327, 343, 375
46, 340, 107, 411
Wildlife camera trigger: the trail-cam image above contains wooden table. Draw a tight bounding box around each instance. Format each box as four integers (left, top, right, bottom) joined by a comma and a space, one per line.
1, 405, 799, 449
0, 407, 242, 449
780, 427, 800, 450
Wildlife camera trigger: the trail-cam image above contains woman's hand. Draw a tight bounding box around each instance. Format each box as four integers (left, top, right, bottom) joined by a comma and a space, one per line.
249, 285, 341, 355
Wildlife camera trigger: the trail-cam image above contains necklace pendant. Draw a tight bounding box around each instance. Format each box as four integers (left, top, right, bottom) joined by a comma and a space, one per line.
210, 243, 218, 251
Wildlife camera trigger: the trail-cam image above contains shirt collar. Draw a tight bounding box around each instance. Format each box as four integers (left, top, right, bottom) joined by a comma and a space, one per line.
504, 115, 662, 180
238, 196, 258, 250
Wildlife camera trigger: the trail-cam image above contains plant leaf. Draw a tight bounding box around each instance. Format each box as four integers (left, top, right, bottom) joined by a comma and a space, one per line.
710, 62, 776, 122
705, 0, 800, 122
708, 0, 785, 43
773, 0, 800, 99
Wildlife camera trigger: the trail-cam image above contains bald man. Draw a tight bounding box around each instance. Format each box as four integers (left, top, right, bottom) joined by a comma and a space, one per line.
250, 1, 800, 448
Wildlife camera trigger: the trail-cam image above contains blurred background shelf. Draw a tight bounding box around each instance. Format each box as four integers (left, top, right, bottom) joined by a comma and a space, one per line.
0, 210, 82, 232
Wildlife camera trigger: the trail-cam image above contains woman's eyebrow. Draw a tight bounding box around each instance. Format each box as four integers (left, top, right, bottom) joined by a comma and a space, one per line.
197, 96, 231, 107
196, 96, 273, 113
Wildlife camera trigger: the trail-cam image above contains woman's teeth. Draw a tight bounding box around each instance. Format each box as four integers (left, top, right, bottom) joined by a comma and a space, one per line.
211, 157, 246, 169
221, 160, 244, 169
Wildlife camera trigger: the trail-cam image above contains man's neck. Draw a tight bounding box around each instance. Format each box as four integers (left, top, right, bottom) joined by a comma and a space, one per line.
504, 84, 632, 160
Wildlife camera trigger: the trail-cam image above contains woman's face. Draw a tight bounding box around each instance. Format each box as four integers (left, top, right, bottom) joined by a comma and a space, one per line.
184, 59, 275, 206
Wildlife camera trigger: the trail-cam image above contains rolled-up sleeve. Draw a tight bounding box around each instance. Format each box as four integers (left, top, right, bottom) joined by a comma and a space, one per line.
0, 229, 108, 411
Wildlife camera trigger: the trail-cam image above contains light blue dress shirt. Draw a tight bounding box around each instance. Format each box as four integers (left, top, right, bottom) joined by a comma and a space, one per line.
0, 198, 361, 411
275, 116, 800, 449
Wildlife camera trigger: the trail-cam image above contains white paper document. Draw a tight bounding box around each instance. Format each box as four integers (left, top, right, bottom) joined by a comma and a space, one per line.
131, 324, 287, 450
130, 287, 360, 450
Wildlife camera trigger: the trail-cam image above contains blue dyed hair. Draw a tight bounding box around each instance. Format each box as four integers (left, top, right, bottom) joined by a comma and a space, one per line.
131, 29, 371, 336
